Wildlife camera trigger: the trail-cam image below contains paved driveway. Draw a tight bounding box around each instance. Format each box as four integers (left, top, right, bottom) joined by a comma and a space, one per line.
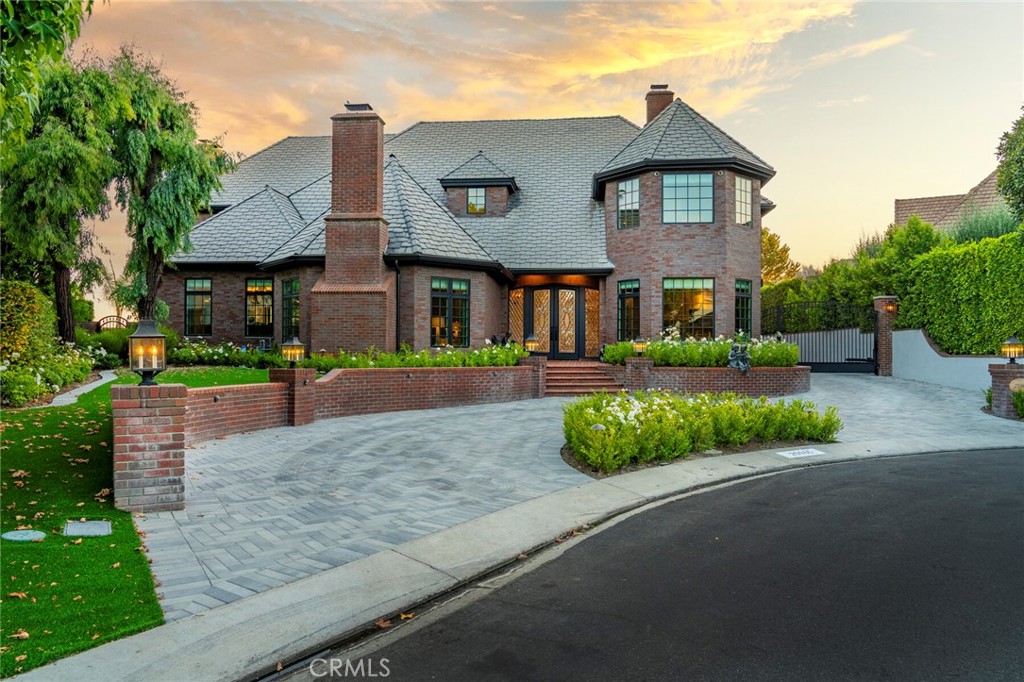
138, 375, 1022, 620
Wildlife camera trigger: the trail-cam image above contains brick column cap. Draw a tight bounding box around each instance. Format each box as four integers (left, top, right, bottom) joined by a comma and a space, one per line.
331, 110, 385, 124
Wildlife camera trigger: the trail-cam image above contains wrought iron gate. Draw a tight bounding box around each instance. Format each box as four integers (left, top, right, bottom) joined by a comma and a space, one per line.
761, 302, 877, 373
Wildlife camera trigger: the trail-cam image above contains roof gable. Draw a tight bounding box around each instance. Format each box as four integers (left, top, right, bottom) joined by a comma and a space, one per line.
440, 151, 519, 193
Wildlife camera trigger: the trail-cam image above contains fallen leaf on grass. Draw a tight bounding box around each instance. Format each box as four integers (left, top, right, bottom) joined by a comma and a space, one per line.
91, 633, 100, 640
7, 592, 27, 599
374, 618, 392, 629
8, 629, 29, 640
15, 655, 27, 662
71, 539, 82, 545
111, 562, 121, 569
73, 595, 82, 601
10, 470, 29, 479
75, 502, 85, 507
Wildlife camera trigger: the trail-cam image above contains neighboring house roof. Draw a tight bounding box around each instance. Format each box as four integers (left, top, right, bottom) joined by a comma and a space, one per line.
893, 194, 963, 226
440, 151, 519, 193
935, 170, 1003, 230
593, 99, 775, 197
894, 170, 1005, 229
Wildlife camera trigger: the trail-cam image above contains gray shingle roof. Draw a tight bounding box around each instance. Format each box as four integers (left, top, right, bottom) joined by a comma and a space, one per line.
179, 109, 773, 272
597, 99, 775, 185
384, 158, 494, 263
213, 136, 331, 206
177, 187, 305, 264
385, 116, 639, 270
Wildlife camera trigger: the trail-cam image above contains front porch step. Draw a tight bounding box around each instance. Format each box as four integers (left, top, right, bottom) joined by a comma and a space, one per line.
543, 361, 623, 396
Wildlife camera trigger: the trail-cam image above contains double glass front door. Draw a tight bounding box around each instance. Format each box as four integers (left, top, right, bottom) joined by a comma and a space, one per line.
510, 286, 600, 359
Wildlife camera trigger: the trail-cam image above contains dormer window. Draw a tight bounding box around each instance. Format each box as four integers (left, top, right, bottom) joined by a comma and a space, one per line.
467, 187, 486, 215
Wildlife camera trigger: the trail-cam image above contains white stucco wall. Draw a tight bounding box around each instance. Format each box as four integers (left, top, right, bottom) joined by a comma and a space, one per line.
893, 329, 998, 392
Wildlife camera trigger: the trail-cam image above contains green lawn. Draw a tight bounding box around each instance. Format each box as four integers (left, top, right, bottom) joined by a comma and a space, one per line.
0, 366, 268, 676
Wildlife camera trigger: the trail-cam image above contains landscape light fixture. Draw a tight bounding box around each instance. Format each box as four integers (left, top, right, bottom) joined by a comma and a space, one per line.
524, 334, 540, 353
1002, 336, 1022, 364
282, 336, 305, 368
129, 320, 166, 386
632, 338, 648, 356
884, 300, 898, 314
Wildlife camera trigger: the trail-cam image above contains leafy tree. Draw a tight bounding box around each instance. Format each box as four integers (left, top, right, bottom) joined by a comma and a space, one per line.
0, 57, 123, 341
996, 106, 1024, 222
108, 47, 233, 319
0, 0, 94, 163
761, 226, 800, 285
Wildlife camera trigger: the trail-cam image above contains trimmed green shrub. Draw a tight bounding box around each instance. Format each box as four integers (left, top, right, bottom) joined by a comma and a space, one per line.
168, 339, 527, 370
563, 391, 842, 472
602, 336, 799, 368
900, 229, 1024, 354
1013, 390, 1024, 419
601, 341, 636, 364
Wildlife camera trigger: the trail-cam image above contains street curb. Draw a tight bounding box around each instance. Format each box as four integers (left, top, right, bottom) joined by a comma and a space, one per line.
14, 437, 1023, 682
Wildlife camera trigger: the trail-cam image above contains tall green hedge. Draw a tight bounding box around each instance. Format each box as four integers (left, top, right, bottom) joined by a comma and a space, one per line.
900, 229, 1024, 354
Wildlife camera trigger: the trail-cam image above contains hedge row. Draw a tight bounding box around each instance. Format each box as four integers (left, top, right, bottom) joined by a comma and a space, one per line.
900, 229, 1024, 354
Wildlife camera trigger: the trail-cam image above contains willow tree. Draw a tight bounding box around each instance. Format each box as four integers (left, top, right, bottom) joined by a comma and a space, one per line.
0, 58, 121, 341
108, 47, 233, 319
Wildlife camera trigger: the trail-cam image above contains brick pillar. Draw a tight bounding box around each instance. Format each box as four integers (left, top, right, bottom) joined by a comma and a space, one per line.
873, 296, 898, 377
989, 363, 1024, 420
624, 356, 654, 391
269, 367, 316, 426
111, 384, 187, 513
518, 355, 547, 397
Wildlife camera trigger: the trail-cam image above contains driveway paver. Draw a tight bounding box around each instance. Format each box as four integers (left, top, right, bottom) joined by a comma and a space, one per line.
137, 374, 1023, 620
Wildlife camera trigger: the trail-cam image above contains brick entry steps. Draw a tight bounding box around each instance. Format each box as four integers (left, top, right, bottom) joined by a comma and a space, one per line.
544, 360, 624, 396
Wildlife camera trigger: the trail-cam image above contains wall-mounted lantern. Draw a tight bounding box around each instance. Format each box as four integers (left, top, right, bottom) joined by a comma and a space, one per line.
524, 334, 540, 354
1002, 336, 1022, 364
129, 320, 166, 386
632, 338, 648, 356
884, 299, 898, 314
282, 336, 305, 368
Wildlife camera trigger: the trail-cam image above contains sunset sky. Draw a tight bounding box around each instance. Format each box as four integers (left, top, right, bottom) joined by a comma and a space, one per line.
75, 1, 1022, 316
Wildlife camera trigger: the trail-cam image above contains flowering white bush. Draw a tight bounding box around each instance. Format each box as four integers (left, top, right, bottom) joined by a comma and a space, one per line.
564, 390, 841, 472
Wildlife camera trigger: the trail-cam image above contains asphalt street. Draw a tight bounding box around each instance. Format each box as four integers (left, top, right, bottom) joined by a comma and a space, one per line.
296, 449, 1024, 682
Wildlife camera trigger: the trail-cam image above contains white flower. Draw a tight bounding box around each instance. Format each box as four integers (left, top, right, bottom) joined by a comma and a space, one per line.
11, 352, 20, 359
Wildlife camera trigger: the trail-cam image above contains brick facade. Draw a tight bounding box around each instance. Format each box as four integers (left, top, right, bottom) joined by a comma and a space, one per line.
603, 170, 762, 346
445, 186, 510, 217
398, 265, 506, 349
158, 266, 324, 349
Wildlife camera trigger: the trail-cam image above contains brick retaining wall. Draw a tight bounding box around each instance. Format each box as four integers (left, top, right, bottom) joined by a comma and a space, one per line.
604, 358, 809, 396
315, 366, 538, 420
185, 383, 289, 446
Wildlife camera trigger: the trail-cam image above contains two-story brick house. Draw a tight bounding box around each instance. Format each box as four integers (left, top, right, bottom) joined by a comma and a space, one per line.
158, 85, 776, 359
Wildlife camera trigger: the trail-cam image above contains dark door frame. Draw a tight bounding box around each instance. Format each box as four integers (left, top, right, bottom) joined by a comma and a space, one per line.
522, 285, 587, 360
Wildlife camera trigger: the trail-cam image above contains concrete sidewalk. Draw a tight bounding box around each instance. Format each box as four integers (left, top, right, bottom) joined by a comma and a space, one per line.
16, 375, 1023, 682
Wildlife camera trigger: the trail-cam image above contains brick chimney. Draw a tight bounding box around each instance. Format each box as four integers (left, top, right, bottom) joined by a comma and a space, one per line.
311, 102, 396, 352
645, 84, 674, 124
330, 103, 384, 216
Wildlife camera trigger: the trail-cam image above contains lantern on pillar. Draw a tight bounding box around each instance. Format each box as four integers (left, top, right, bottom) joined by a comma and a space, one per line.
129, 320, 166, 386
282, 336, 306, 368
